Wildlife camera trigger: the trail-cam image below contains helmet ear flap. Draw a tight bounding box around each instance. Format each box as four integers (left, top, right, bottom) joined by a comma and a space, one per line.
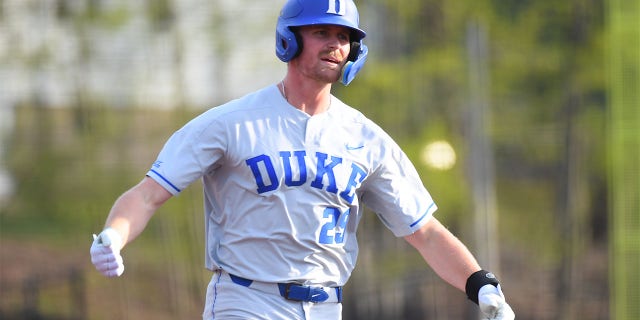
341, 42, 368, 85
276, 27, 301, 62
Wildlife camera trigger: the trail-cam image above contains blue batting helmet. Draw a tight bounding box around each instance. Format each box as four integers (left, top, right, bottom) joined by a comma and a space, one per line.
275, 0, 368, 85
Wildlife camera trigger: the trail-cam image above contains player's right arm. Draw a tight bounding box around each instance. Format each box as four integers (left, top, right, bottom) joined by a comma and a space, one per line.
90, 177, 172, 277
104, 176, 172, 246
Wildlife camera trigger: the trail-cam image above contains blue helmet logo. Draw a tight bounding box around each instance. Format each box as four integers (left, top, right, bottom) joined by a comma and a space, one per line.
275, 0, 368, 85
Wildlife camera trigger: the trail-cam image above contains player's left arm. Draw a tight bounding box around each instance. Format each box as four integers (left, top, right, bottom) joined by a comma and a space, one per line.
404, 217, 479, 291
404, 217, 515, 319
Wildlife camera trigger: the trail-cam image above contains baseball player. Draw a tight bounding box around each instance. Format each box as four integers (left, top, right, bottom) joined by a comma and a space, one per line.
90, 0, 515, 319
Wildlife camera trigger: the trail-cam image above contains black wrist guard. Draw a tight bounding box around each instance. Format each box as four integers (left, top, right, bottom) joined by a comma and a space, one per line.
465, 270, 500, 305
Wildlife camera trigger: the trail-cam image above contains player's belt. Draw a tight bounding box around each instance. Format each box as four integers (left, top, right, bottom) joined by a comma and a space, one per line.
227, 273, 343, 303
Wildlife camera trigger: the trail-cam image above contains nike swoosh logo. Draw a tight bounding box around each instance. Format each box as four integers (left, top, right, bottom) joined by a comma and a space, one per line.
345, 144, 365, 150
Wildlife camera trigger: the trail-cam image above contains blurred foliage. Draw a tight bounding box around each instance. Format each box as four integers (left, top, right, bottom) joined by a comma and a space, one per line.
607, 0, 640, 319
339, 0, 606, 264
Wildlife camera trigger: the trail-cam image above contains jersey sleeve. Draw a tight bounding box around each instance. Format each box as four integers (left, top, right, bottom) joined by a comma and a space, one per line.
147, 109, 226, 195
360, 137, 437, 237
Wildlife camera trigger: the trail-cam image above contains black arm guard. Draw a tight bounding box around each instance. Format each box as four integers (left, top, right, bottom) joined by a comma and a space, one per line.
465, 270, 500, 305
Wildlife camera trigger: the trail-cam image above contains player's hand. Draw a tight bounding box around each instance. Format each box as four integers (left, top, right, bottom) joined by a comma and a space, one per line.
478, 284, 515, 320
90, 228, 125, 277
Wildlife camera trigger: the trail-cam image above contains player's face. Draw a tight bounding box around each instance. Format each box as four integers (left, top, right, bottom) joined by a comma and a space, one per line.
292, 25, 351, 84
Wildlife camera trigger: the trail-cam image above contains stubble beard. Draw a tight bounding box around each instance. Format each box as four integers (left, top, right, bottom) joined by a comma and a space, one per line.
293, 54, 344, 84
314, 61, 344, 84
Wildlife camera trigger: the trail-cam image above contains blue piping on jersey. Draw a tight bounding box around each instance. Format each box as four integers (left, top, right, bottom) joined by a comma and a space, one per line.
212, 270, 222, 319
410, 202, 436, 228
149, 170, 181, 193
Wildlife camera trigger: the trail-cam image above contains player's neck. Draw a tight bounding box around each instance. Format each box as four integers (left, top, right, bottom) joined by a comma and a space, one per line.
280, 78, 332, 116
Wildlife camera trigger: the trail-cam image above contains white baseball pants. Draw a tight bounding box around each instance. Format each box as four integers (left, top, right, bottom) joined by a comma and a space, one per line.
203, 270, 342, 320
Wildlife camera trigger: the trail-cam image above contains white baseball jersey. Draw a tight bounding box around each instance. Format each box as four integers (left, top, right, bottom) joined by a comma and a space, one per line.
147, 84, 437, 287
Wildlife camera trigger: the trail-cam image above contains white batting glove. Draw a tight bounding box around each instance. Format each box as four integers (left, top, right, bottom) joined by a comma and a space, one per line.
90, 227, 125, 277
478, 284, 515, 320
